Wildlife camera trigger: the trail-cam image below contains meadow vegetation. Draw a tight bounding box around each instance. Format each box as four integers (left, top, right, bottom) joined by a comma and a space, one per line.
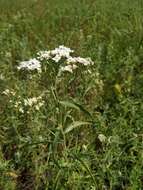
0, 0, 143, 189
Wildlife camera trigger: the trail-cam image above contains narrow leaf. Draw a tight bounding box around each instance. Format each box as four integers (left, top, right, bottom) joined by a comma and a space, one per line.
64, 121, 90, 134
59, 100, 80, 111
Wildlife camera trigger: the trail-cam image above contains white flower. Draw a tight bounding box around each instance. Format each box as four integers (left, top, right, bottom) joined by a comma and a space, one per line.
2, 89, 10, 95
2, 89, 16, 96
98, 134, 106, 143
24, 97, 37, 106
60, 64, 78, 73
66, 57, 77, 64
51, 45, 74, 62
19, 107, 24, 113
52, 54, 61, 63
37, 50, 51, 61
35, 102, 44, 111
23, 96, 44, 110
37, 46, 74, 63
14, 102, 19, 108
67, 56, 94, 66
17, 58, 41, 72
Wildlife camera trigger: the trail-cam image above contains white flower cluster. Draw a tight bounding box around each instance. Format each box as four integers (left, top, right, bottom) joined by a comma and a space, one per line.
37, 51, 51, 61
2, 89, 16, 96
58, 56, 94, 74
37, 45, 74, 63
23, 96, 44, 107
17, 45, 94, 74
51, 45, 74, 62
14, 96, 44, 113
2, 87, 45, 113
17, 58, 41, 72
38, 45, 94, 73
67, 57, 94, 66
59, 56, 94, 74
60, 64, 78, 73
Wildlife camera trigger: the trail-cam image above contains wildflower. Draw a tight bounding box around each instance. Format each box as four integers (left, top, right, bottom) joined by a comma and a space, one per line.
67, 56, 94, 66
2, 89, 10, 95
60, 64, 78, 73
51, 45, 74, 62
37, 50, 51, 61
24, 97, 38, 107
52, 54, 62, 63
19, 107, 24, 113
17, 58, 41, 72
35, 101, 44, 111
14, 101, 21, 108
98, 134, 106, 143
23, 96, 44, 111
2, 89, 16, 96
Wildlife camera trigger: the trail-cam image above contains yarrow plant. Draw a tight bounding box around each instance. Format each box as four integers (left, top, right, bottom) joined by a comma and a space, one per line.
14, 45, 103, 113
4, 45, 103, 117
1, 3, 143, 190
17, 45, 94, 74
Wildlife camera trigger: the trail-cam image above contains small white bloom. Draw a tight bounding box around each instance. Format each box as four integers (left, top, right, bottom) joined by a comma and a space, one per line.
24, 99, 28, 106
17, 58, 41, 72
98, 134, 106, 143
51, 45, 74, 61
37, 50, 51, 61
67, 56, 94, 66
76, 57, 94, 66
14, 102, 20, 108
2, 89, 10, 95
38, 102, 44, 107
35, 105, 40, 111
23, 96, 44, 111
24, 97, 37, 106
2, 89, 16, 96
52, 54, 61, 63
66, 57, 77, 64
60, 64, 77, 73
35, 101, 44, 111
19, 107, 24, 113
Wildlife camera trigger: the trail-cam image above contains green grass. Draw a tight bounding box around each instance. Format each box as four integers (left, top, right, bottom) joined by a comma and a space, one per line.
0, 0, 143, 189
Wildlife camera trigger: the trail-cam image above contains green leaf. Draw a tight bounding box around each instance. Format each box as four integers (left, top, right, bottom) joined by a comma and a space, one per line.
73, 101, 93, 119
59, 100, 80, 111
64, 121, 90, 134
59, 100, 93, 120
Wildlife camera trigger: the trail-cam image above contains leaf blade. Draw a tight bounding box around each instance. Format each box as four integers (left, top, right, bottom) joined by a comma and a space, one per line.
64, 121, 90, 134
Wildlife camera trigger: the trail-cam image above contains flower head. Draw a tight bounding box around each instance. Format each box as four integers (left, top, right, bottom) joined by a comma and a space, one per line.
37, 51, 51, 61
67, 56, 94, 66
17, 58, 41, 72
60, 64, 78, 73
51, 45, 74, 62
